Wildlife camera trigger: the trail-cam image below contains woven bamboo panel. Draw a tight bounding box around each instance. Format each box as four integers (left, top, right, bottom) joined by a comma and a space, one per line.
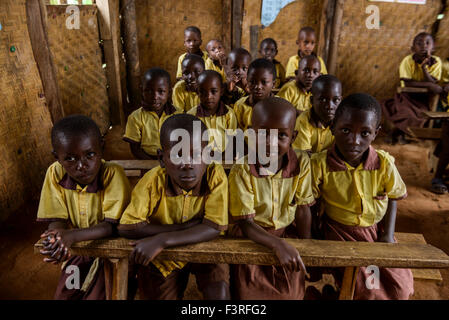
135, 0, 228, 85
335, 0, 442, 101
0, 0, 54, 221
46, 5, 110, 134
435, 5, 449, 60
241, 0, 326, 66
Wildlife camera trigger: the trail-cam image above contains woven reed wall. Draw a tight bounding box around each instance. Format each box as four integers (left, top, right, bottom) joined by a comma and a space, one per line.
241, 0, 326, 67
335, 0, 442, 101
135, 0, 228, 85
435, 4, 449, 60
0, 0, 54, 222
46, 5, 110, 134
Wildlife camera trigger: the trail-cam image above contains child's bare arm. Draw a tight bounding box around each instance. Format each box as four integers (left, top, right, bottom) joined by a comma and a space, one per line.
378, 199, 397, 243
238, 218, 306, 273
295, 205, 312, 239
128, 141, 157, 160
128, 223, 220, 266
118, 218, 201, 239
401, 78, 442, 94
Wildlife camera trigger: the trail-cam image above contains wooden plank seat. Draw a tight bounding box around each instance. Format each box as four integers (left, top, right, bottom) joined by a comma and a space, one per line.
34, 233, 449, 300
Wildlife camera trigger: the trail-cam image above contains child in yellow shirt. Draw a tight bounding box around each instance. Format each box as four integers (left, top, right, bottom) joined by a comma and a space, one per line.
172, 54, 205, 112
123, 68, 180, 159
293, 74, 342, 154
205, 39, 227, 82
118, 114, 230, 300
37, 115, 131, 300
187, 70, 237, 156
259, 38, 286, 89
229, 97, 314, 299
311, 93, 414, 300
285, 27, 327, 80
278, 55, 321, 114
222, 48, 251, 106
176, 26, 208, 80
233, 58, 275, 131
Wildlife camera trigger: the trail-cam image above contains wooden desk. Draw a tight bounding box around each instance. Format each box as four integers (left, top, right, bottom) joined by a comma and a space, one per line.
34, 234, 449, 300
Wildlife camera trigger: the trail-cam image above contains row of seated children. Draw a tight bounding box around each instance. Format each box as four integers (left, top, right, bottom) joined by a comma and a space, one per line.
37, 92, 414, 300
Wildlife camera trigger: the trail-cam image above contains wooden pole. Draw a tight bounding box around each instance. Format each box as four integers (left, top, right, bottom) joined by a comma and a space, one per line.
327, 0, 344, 75
222, 0, 232, 51
26, 0, 64, 123
121, 0, 141, 116
97, 0, 125, 127
319, 0, 335, 65
232, 0, 244, 49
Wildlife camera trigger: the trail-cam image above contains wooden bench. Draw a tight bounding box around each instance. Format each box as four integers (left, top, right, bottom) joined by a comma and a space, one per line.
34, 233, 449, 300
398, 86, 440, 128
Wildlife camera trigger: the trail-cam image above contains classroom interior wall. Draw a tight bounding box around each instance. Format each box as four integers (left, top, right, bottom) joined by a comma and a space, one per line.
0, 0, 54, 222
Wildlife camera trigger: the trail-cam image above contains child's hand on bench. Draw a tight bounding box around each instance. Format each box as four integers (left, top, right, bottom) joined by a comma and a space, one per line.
39, 230, 73, 264
273, 238, 307, 274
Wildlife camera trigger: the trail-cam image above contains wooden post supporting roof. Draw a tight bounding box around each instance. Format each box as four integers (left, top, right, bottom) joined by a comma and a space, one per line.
327, 0, 345, 75
26, 0, 64, 123
97, 0, 125, 127
232, 0, 244, 49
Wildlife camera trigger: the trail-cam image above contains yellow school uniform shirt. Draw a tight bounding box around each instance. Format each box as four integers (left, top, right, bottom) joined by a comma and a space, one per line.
285, 54, 328, 78
176, 50, 208, 79
399, 54, 442, 87
119, 163, 228, 277
172, 80, 200, 112
273, 60, 286, 89
229, 149, 315, 230
292, 109, 334, 153
277, 80, 312, 112
310, 146, 407, 227
187, 102, 237, 152
233, 96, 253, 131
123, 104, 180, 156
37, 160, 131, 227
440, 59, 449, 108
205, 57, 226, 82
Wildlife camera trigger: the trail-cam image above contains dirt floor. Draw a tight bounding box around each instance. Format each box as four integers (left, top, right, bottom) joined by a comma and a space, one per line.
0, 126, 448, 300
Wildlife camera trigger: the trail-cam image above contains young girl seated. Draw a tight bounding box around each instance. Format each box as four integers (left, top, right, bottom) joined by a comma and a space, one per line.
176, 26, 208, 80
205, 39, 227, 82
311, 93, 414, 300
259, 38, 286, 89
222, 48, 251, 106
382, 32, 443, 144
123, 68, 180, 160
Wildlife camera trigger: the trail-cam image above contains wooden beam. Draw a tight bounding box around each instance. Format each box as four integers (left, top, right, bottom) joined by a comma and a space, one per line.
327, 0, 344, 75
26, 0, 64, 123
121, 0, 141, 116
422, 111, 449, 119
232, 0, 244, 49
339, 267, 359, 300
222, 0, 232, 51
317, 0, 329, 60
407, 127, 442, 140
319, 0, 335, 65
35, 236, 449, 269
96, 0, 125, 127
249, 25, 260, 59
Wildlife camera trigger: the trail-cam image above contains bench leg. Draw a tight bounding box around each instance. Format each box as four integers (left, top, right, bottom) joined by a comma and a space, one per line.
104, 258, 128, 300
428, 94, 439, 128
339, 267, 359, 300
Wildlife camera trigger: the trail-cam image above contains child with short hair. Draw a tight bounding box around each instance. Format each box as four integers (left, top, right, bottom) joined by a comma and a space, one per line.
233, 58, 276, 131
176, 26, 208, 80
292, 74, 342, 154
118, 114, 230, 300
278, 55, 321, 114
382, 32, 443, 144
187, 70, 237, 155
172, 54, 205, 112
311, 93, 414, 300
123, 68, 180, 160
259, 38, 286, 89
205, 39, 227, 82
229, 97, 314, 300
222, 47, 252, 106
285, 27, 327, 80
37, 115, 131, 300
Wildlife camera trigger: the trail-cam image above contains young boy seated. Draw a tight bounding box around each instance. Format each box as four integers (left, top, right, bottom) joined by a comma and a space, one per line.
259, 38, 286, 89
37, 115, 131, 300
172, 54, 205, 112
233, 58, 275, 131
118, 114, 230, 300
187, 70, 237, 156
382, 32, 442, 144
311, 93, 414, 300
205, 39, 227, 82
176, 26, 208, 80
292, 74, 342, 154
278, 55, 321, 114
222, 47, 251, 106
228, 97, 315, 300
285, 27, 328, 80
123, 68, 180, 160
